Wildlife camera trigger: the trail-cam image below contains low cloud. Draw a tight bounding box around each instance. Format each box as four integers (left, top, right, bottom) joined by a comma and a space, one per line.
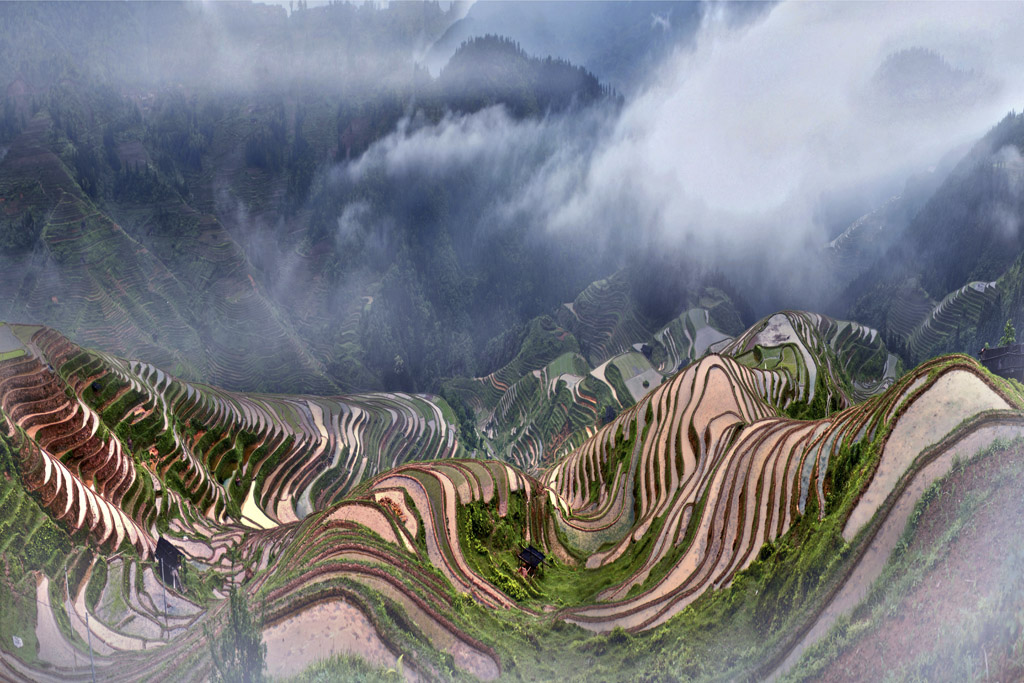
332, 2, 1024, 313
988, 145, 1024, 242
340, 105, 616, 249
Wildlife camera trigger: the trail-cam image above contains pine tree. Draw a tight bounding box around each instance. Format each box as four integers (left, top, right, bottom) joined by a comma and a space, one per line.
999, 318, 1017, 347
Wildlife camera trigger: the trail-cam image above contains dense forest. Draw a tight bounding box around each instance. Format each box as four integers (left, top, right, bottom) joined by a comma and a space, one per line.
1, 0, 1022, 393
0, 1, 705, 396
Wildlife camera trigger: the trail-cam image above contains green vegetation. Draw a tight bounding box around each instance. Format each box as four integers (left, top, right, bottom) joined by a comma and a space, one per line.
735, 343, 800, 377
438, 389, 480, 451
284, 653, 400, 683
999, 318, 1017, 346
443, 427, 885, 682
182, 561, 225, 608
85, 559, 107, 611
603, 364, 632, 409
784, 373, 840, 420
458, 494, 533, 602
0, 434, 76, 578
0, 557, 39, 665
0, 431, 80, 664
206, 587, 267, 683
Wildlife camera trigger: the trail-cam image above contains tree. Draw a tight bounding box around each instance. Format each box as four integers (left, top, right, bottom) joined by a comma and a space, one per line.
206, 587, 267, 683
999, 318, 1017, 346
226, 544, 243, 588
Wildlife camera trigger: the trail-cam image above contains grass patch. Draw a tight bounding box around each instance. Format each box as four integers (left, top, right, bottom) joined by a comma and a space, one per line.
284, 652, 401, 682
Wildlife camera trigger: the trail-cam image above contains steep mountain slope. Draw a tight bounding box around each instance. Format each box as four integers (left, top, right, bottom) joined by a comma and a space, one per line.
1, 315, 1019, 681
0, 322, 466, 551
435, 35, 615, 117
0, 2, 622, 396
446, 285, 895, 480
0, 110, 343, 395
841, 112, 1024, 362
442, 271, 753, 472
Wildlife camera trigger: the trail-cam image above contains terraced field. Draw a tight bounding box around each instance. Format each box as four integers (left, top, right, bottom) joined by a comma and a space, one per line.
0, 112, 342, 397
879, 278, 1000, 364
1, 316, 1022, 682
653, 308, 733, 373
0, 323, 474, 679
557, 272, 656, 367
447, 279, 748, 474
904, 281, 999, 360
446, 316, 626, 473
724, 310, 897, 408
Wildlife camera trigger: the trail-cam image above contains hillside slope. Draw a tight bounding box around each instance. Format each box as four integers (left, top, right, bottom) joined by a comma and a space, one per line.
0, 316, 1020, 681
841, 112, 1024, 363
0, 1, 622, 396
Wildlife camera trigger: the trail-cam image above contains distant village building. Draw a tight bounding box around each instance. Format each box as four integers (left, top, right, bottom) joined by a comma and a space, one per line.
979, 343, 1024, 383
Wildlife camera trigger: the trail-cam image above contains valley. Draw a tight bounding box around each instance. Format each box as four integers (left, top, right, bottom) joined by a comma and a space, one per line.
1, 2, 1024, 681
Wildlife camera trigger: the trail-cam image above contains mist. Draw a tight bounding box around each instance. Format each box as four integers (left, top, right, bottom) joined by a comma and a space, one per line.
332, 1, 1024, 315
4, 0, 1024, 389
4, 4, 1024, 681
0, 0, 451, 94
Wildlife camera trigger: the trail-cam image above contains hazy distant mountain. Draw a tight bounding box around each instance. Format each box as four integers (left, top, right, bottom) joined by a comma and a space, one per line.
0, 1, 622, 395
866, 46, 1000, 118
423, 1, 711, 93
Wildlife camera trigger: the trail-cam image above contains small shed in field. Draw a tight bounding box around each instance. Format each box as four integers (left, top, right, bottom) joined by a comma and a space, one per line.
517, 545, 546, 576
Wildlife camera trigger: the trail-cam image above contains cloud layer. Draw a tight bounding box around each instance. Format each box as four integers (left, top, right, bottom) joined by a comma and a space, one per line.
340, 1, 1024, 313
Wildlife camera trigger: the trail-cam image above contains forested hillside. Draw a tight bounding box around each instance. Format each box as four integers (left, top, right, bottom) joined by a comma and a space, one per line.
0, 1, 636, 395
839, 111, 1024, 363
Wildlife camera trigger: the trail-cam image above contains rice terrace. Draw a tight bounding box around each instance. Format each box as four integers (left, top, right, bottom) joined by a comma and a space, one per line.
2, 2, 1024, 682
